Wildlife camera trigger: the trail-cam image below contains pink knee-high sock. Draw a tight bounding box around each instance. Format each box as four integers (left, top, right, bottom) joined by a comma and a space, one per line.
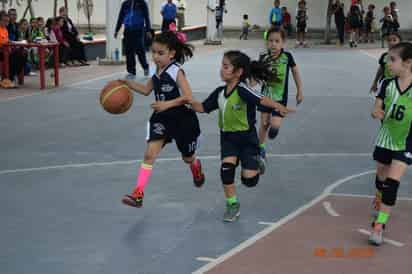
133, 163, 153, 193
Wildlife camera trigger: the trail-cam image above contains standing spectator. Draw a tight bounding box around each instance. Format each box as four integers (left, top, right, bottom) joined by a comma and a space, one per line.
7, 8, 18, 41
347, 2, 362, 47
160, 0, 176, 32
0, 12, 25, 87
363, 4, 375, 43
282, 7, 292, 37
295, 0, 308, 47
332, 0, 345, 46
239, 14, 250, 40
59, 6, 89, 66
268, 0, 282, 27
380, 6, 396, 48
215, 0, 226, 40
115, 0, 152, 79
390, 1, 399, 32
175, 0, 186, 31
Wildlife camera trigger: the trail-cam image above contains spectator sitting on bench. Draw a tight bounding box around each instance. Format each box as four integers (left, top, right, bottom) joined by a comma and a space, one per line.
0, 11, 26, 87
59, 6, 89, 66
46, 17, 70, 67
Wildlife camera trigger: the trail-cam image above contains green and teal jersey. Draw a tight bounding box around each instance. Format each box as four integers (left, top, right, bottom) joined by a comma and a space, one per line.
379, 52, 393, 81
375, 78, 412, 151
259, 49, 296, 105
202, 82, 262, 132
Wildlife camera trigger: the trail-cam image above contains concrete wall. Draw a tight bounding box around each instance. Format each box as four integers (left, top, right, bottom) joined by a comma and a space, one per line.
5, 0, 412, 30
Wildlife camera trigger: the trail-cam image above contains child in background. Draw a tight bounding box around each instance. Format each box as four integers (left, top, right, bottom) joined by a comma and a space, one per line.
380, 6, 396, 48
17, 18, 29, 41
37, 17, 46, 37
295, 0, 308, 47
389, 1, 399, 32
239, 14, 250, 40
281, 7, 292, 37
363, 4, 375, 43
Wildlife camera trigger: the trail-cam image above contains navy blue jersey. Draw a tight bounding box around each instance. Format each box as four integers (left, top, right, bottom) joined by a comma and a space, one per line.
151, 61, 191, 116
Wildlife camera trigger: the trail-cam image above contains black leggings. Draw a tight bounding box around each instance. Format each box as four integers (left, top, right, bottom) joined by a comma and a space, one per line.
335, 20, 345, 44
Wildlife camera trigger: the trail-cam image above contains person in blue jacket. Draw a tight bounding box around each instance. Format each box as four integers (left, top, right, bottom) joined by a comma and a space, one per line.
115, 0, 152, 79
269, 0, 282, 27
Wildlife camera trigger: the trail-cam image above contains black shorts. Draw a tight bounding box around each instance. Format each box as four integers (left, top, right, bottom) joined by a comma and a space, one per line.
257, 102, 285, 118
297, 23, 307, 33
373, 146, 412, 166
147, 109, 201, 157
220, 130, 260, 170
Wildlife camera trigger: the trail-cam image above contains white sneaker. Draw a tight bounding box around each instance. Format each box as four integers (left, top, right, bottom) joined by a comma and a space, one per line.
28, 72, 37, 76
125, 73, 136, 80
369, 229, 383, 246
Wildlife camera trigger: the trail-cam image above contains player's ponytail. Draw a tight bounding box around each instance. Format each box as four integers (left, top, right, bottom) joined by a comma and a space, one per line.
224, 50, 277, 83
153, 31, 194, 64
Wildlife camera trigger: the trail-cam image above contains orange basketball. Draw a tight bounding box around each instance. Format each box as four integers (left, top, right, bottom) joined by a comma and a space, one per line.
100, 80, 133, 114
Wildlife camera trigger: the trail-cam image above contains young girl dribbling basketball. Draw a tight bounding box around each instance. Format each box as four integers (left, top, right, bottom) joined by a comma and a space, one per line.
190, 50, 294, 222
119, 31, 205, 208
369, 42, 412, 245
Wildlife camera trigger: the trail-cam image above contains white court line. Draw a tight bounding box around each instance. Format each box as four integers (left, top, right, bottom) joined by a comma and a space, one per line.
322, 201, 340, 217
0, 71, 125, 103
258, 222, 276, 226
192, 169, 376, 274
0, 153, 370, 176
196, 257, 216, 263
358, 228, 405, 247
359, 49, 380, 60
66, 71, 125, 88
331, 193, 412, 201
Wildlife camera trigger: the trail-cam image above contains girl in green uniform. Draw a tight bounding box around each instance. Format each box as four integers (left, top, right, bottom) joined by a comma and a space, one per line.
370, 42, 412, 245
190, 50, 294, 222
258, 27, 303, 173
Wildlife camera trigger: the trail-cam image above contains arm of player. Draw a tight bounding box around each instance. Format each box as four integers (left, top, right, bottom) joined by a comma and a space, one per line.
191, 100, 205, 113
260, 96, 295, 116
291, 66, 304, 105
119, 79, 153, 96
371, 98, 385, 120
370, 67, 383, 93
151, 70, 192, 112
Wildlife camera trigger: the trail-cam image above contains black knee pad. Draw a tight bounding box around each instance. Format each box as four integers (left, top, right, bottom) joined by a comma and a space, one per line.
375, 176, 384, 191
381, 178, 400, 206
268, 127, 279, 140
221, 163, 236, 185
241, 174, 260, 188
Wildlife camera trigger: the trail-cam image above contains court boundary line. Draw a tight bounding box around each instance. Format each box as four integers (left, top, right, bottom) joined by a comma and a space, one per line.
0, 153, 370, 176
192, 170, 376, 273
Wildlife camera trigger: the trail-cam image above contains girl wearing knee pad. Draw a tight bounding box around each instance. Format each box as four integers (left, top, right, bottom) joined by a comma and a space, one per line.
119, 31, 205, 208
190, 50, 294, 222
257, 26, 303, 174
370, 42, 412, 245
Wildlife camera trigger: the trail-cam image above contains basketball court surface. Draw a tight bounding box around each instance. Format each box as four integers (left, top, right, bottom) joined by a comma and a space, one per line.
1, 40, 411, 274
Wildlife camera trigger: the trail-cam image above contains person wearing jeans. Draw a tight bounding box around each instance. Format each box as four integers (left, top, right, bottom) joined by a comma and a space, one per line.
115, 0, 152, 79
